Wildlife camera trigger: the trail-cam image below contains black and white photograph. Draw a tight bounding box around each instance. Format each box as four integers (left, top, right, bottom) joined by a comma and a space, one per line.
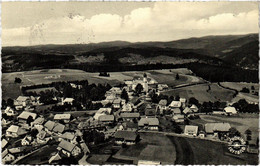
1, 1, 259, 165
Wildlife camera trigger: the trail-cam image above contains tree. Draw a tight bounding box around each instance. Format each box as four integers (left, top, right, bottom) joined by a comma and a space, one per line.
251, 86, 255, 90
121, 89, 129, 103
30, 129, 39, 138
27, 115, 34, 125
175, 74, 180, 80
241, 87, 250, 93
135, 83, 143, 95
228, 127, 241, 138
2, 99, 7, 109
245, 129, 252, 142
14, 77, 22, 83
189, 97, 199, 106
7, 98, 14, 107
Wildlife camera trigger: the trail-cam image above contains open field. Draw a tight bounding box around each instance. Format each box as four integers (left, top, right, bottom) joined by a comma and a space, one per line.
113, 132, 176, 164
190, 114, 259, 144
231, 92, 259, 104
169, 135, 258, 165
221, 82, 259, 91
2, 68, 204, 100
162, 83, 235, 103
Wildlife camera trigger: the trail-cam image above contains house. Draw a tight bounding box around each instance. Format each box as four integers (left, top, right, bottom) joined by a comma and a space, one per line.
184, 125, 199, 136
62, 98, 74, 105
57, 140, 81, 157
59, 132, 77, 144
80, 142, 90, 154
172, 108, 181, 115
53, 123, 65, 134
17, 111, 37, 124
121, 103, 133, 112
2, 149, 15, 164
49, 152, 62, 164
172, 114, 185, 123
2, 118, 11, 126
120, 113, 140, 121
138, 117, 159, 130
36, 130, 52, 144
190, 104, 199, 113
2, 138, 9, 150
223, 106, 237, 115
180, 98, 187, 106
157, 99, 168, 114
31, 117, 45, 127
44, 120, 56, 132
6, 125, 27, 138
54, 114, 71, 123
115, 130, 139, 145
4, 107, 16, 116
205, 123, 231, 135
14, 96, 30, 107
94, 108, 112, 120
98, 115, 115, 124
157, 84, 168, 91
169, 101, 182, 108
113, 99, 121, 109
21, 135, 33, 146
183, 107, 192, 115
121, 121, 139, 131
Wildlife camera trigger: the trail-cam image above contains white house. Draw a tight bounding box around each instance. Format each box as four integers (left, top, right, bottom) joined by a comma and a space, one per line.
224, 106, 237, 115
184, 125, 199, 136
6, 125, 27, 138
14, 96, 30, 107
17, 111, 37, 124
4, 107, 16, 116
190, 104, 199, 113
62, 98, 74, 105
94, 108, 112, 120
169, 101, 182, 108
54, 114, 71, 123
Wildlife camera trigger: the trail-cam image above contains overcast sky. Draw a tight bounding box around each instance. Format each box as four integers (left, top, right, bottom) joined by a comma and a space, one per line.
2, 2, 259, 46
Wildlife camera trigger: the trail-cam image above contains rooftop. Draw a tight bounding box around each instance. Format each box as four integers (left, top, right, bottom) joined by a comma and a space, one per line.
58, 140, 76, 152
18, 111, 37, 120
138, 117, 159, 126
54, 114, 71, 120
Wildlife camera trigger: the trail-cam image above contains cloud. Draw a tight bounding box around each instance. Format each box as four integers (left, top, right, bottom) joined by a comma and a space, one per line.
2, 2, 258, 46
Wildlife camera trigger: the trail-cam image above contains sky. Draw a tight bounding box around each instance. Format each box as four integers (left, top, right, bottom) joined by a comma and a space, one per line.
2, 2, 259, 46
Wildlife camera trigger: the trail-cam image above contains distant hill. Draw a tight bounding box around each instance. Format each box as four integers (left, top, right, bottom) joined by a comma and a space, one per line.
2, 33, 258, 72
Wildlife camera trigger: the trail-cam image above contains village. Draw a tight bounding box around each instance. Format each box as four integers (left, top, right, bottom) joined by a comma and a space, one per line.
1, 73, 259, 165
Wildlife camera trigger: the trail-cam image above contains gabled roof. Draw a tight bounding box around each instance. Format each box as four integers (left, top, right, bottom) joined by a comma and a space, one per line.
32, 117, 45, 125
113, 99, 121, 104
60, 132, 75, 140
97, 108, 112, 114
63, 98, 74, 103
120, 113, 140, 118
16, 96, 30, 102
98, 115, 114, 122
173, 114, 185, 120
158, 99, 167, 106
205, 123, 231, 133
2, 149, 9, 158
37, 130, 47, 140
224, 106, 237, 114
169, 101, 182, 108
7, 125, 19, 133
190, 104, 199, 112
183, 107, 192, 114
179, 98, 187, 103
114, 130, 138, 141
184, 125, 198, 134
138, 117, 159, 126
18, 111, 37, 120
172, 108, 181, 114
44, 120, 56, 131
54, 114, 71, 120
58, 140, 76, 152
53, 123, 65, 133
2, 139, 8, 149
9, 147, 27, 154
